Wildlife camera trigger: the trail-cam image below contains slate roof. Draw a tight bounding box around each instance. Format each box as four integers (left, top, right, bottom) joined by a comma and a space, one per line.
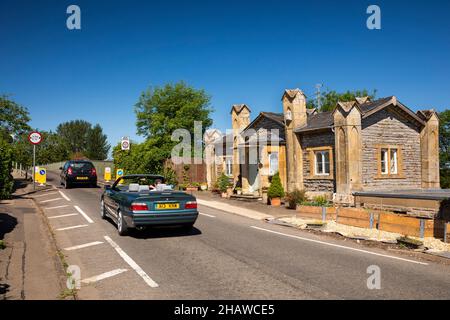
295, 96, 425, 133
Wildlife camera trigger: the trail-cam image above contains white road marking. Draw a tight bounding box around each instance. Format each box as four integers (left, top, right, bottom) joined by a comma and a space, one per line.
250, 226, 428, 266
81, 269, 128, 284
59, 191, 71, 201
56, 224, 88, 231
104, 236, 159, 288
74, 206, 94, 224
199, 212, 216, 218
45, 205, 70, 210
34, 192, 58, 197
64, 241, 104, 251
48, 213, 78, 219
40, 198, 63, 203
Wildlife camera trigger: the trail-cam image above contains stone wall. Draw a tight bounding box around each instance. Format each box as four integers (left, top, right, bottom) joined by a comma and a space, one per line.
300, 130, 336, 195
361, 108, 422, 190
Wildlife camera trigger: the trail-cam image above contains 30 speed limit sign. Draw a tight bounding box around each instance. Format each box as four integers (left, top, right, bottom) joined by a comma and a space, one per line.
121, 137, 130, 150
28, 131, 42, 145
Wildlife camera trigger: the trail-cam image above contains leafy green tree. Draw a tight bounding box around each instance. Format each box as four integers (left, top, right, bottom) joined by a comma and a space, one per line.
132, 82, 213, 173
56, 120, 92, 156
267, 172, 285, 199
0, 137, 14, 199
307, 89, 377, 112
439, 109, 450, 188
0, 95, 31, 137
86, 124, 110, 160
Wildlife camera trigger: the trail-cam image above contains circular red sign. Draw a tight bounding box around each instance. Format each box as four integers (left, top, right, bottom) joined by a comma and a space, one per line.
28, 131, 43, 145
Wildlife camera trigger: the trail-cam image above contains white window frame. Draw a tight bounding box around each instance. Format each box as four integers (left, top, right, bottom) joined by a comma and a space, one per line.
314, 150, 330, 176
381, 148, 388, 175
390, 148, 398, 174
268, 152, 279, 176
225, 157, 233, 177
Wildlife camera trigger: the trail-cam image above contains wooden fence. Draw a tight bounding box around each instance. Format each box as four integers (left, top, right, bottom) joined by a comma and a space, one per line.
296, 205, 450, 241
164, 159, 206, 185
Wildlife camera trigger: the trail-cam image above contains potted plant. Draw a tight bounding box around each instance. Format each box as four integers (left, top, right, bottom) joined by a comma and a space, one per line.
267, 172, 285, 207
235, 187, 242, 195
200, 183, 207, 191
186, 182, 199, 192
285, 189, 306, 209
217, 173, 230, 198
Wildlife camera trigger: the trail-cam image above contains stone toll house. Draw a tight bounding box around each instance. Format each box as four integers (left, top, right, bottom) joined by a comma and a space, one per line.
205, 88, 443, 217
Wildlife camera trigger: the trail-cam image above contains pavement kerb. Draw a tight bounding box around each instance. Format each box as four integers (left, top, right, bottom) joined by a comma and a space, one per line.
196, 199, 274, 221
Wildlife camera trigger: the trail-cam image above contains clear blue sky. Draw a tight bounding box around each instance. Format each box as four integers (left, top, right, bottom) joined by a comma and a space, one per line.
1, 0, 449, 154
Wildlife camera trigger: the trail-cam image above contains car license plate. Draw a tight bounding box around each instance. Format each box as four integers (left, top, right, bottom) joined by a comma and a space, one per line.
76, 177, 89, 180
156, 203, 179, 210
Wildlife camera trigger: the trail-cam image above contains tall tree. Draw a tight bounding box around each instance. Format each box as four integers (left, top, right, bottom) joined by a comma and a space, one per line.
307, 89, 377, 112
0, 95, 31, 139
131, 81, 213, 173
56, 120, 92, 156
85, 124, 110, 160
439, 109, 450, 188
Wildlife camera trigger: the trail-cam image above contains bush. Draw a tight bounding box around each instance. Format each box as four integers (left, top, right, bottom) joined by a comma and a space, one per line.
301, 195, 330, 207
285, 189, 306, 209
267, 172, 285, 199
217, 173, 231, 193
0, 138, 14, 199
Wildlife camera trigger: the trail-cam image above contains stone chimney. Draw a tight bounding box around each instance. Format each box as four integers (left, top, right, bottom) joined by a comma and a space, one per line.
230, 104, 251, 187
418, 110, 440, 188
282, 89, 307, 192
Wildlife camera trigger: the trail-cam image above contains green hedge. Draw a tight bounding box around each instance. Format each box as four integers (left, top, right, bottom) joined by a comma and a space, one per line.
0, 138, 14, 199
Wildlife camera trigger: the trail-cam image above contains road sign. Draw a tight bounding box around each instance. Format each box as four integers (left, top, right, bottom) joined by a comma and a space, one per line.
28, 131, 42, 145
116, 169, 124, 178
121, 137, 130, 151
36, 168, 46, 185
104, 167, 112, 181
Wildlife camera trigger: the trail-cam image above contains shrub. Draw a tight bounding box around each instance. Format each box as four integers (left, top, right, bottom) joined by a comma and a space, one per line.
285, 189, 306, 209
312, 195, 328, 206
267, 172, 285, 199
0, 138, 14, 199
217, 173, 231, 193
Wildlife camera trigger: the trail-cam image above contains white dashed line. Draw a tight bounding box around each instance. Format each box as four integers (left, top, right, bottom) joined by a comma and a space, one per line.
199, 212, 216, 218
64, 241, 104, 251
81, 269, 128, 284
250, 226, 428, 266
48, 213, 78, 219
34, 192, 58, 197
74, 206, 94, 224
59, 191, 71, 201
45, 205, 70, 210
40, 198, 63, 203
104, 236, 159, 288
56, 225, 88, 231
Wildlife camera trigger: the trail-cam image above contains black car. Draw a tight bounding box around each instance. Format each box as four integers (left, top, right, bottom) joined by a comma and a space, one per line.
60, 160, 97, 189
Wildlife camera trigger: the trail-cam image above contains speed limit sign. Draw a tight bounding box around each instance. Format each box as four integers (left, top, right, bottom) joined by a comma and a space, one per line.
28, 131, 42, 145
121, 137, 130, 150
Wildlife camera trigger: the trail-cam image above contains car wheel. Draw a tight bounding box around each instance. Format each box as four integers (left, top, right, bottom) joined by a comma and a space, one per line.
117, 210, 128, 236
100, 199, 107, 219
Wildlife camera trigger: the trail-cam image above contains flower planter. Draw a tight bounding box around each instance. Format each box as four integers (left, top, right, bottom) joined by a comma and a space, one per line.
200, 185, 207, 191
270, 197, 281, 207
236, 190, 242, 195
186, 186, 198, 191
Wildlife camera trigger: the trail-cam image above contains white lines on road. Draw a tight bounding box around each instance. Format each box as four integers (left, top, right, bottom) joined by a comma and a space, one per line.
64, 241, 104, 251
34, 192, 58, 197
104, 236, 159, 288
40, 198, 63, 203
48, 213, 79, 219
45, 205, 70, 210
199, 212, 216, 218
250, 226, 429, 266
74, 206, 94, 224
56, 224, 89, 231
59, 191, 71, 201
81, 269, 128, 284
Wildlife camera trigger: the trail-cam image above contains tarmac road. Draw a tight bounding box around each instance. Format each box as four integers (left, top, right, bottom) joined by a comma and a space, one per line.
31, 171, 450, 299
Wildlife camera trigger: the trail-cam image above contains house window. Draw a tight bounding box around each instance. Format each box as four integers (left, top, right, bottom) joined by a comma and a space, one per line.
377, 146, 401, 177
315, 150, 330, 175
268, 152, 279, 176
225, 157, 232, 176
380, 149, 388, 175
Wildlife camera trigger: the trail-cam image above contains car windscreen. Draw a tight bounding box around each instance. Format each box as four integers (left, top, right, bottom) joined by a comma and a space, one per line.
70, 162, 94, 172
114, 176, 165, 191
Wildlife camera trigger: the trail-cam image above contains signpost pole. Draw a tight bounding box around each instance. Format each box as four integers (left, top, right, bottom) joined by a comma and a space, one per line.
33, 144, 36, 190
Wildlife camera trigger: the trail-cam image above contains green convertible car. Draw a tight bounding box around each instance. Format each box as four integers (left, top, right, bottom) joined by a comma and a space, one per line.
101, 174, 199, 236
